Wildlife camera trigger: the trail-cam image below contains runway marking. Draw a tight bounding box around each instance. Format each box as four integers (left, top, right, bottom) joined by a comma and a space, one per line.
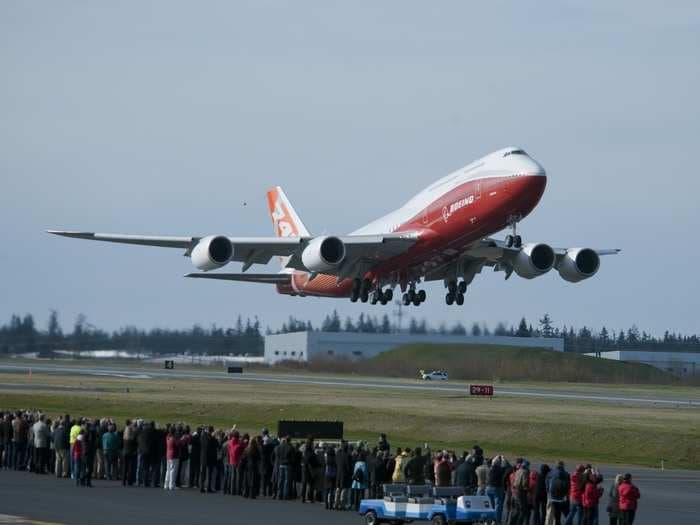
0, 516, 66, 525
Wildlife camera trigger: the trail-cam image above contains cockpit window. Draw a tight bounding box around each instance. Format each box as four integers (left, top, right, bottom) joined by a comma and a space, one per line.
503, 149, 527, 157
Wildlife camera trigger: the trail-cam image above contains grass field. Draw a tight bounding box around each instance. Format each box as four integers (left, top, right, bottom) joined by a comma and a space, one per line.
1, 364, 698, 470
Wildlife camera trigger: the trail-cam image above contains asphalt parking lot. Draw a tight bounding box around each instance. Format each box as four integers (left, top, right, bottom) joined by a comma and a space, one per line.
0, 467, 698, 525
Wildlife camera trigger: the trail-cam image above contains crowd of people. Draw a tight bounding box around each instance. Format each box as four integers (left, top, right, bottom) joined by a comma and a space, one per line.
1, 409, 641, 525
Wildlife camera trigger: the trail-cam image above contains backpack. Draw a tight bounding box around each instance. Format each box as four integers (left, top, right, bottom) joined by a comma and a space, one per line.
551, 472, 567, 499
353, 467, 365, 484
325, 463, 337, 479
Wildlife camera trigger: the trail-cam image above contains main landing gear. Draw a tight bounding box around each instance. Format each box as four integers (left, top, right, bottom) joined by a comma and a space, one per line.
402, 286, 426, 307
445, 279, 467, 306
350, 278, 393, 305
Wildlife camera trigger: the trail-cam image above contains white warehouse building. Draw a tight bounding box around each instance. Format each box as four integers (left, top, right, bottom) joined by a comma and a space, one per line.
585, 350, 700, 377
263, 331, 564, 364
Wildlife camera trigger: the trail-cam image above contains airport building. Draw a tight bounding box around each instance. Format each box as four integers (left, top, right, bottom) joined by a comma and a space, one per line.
263, 331, 564, 364
584, 350, 700, 377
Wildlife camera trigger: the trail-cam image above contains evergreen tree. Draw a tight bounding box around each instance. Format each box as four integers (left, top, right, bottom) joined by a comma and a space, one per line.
516, 318, 530, 337
380, 314, 391, 334
470, 323, 481, 336
538, 313, 554, 337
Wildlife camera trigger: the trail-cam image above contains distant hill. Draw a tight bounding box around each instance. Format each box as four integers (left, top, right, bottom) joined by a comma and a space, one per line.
363, 344, 676, 384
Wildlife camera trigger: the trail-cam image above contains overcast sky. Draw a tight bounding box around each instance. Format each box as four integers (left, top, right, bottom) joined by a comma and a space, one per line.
2, 1, 699, 336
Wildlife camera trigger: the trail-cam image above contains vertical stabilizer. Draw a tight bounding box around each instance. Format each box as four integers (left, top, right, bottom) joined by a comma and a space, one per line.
266, 186, 311, 238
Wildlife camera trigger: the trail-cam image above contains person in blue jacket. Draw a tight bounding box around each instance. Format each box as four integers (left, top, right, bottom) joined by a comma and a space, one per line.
351, 451, 369, 511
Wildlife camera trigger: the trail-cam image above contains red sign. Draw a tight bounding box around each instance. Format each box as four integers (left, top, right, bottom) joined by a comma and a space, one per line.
470, 384, 494, 396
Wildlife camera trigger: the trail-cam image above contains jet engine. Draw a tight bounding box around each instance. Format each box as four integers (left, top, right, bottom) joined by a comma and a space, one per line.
301, 236, 346, 273
512, 243, 555, 279
190, 235, 233, 271
556, 248, 600, 283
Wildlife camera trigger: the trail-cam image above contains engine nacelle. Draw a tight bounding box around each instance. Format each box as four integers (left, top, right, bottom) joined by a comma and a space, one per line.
301, 236, 346, 273
557, 248, 600, 283
191, 235, 233, 271
512, 243, 555, 279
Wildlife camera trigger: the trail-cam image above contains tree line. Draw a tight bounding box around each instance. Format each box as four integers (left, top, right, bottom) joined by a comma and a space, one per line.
1, 310, 698, 356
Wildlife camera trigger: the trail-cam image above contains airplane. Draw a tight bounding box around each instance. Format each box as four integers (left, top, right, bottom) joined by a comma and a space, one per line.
48, 147, 620, 307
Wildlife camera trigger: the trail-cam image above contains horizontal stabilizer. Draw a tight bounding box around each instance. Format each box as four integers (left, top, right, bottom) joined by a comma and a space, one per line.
184, 273, 291, 284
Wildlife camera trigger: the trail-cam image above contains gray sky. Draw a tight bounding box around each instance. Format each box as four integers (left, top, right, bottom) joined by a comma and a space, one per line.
2, 1, 699, 336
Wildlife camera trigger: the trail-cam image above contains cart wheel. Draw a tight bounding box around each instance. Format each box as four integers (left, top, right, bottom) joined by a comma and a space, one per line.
364, 510, 378, 525
431, 514, 446, 525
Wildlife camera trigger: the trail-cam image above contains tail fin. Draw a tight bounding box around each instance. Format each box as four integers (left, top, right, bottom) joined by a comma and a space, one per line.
266, 186, 311, 238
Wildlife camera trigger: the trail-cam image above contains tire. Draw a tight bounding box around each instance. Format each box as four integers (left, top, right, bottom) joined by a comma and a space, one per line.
455, 292, 464, 305
350, 293, 358, 303
402, 293, 410, 306
458, 281, 467, 294
448, 280, 457, 294
431, 514, 446, 525
370, 293, 379, 305
418, 290, 426, 302
445, 293, 454, 305
408, 289, 416, 301
360, 290, 369, 303
412, 296, 421, 307
352, 278, 362, 293
514, 235, 522, 248
384, 288, 393, 301
364, 510, 378, 525
505, 234, 514, 247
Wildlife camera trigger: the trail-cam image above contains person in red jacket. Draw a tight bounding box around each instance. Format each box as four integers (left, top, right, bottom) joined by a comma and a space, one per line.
618, 473, 641, 525
164, 428, 180, 490
565, 464, 586, 525
227, 430, 244, 495
581, 468, 604, 525
72, 430, 85, 487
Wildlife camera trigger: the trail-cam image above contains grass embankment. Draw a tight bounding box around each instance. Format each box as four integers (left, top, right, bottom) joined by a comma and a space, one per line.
301, 344, 679, 384
1, 371, 698, 469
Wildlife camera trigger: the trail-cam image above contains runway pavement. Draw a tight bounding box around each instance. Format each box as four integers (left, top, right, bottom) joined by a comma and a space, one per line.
0, 361, 698, 407
0, 467, 698, 525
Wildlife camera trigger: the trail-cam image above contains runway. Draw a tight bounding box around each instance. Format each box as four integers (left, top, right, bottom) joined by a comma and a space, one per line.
0, 361, 698, 407
0, 467, 698, 525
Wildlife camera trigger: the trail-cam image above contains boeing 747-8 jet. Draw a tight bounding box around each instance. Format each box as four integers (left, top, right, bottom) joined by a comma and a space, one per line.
49, 147, 619, 306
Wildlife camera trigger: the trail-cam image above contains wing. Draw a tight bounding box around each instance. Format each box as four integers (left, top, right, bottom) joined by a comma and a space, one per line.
184, 273, 291, 284
424, 237, 620, 283
47, 230, 419, 275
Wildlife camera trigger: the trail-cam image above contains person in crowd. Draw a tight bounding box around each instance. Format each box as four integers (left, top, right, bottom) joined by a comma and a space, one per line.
435, 453, 452, 487
509, 459, 531, 525
391, 447, 407, 483
275, 435, 293, 500
242, 435, 261, 498
0, 412, 12, 469
260, 430, 275, 497
189, 427, 201, 489
31, 414, 50, 474
475, 457, 490, 496
72, 428, 85, 486
199, 426, 217, 493
12, 412, 28, 471
368, 448, 386, 499
164, 427, 179, 490
122, 420, 137, 487
334, 440, 352, 510
301, 436, 319, 503
606, 474, 623, 525
403, 447, 426, 485
377, 433, 390, 453
546, 461, 571, 525
486, 454, 508, 524
532, 464, 550, 525
350, 451, 368, 511
102, 424, 119, 481
582, 467, 604, 525
68, 417, 81, 479
177, 426, 191, 488
618, 473, 640, 525
323, 446, 337, 509
566, 464, 587, 525
52, 417, 69, 478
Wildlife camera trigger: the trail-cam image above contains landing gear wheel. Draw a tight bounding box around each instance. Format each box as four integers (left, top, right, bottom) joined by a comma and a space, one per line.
350, 292, 359, 303
370, 292, 379, 305
384, 289, 393, 302
458, 281, 467, 294
402, 293, 410, 306
505, 235, 514, 248
352, 278, 361, 294
417, 290, 426, 303
445, 293, 454, 305
514, 235, 522, 248
412, 295, 421, 307
364, 510, 378, 525
448, 281, 457, 294
455, 292, 464, 305
360, 290, 369, 303
408, 289, 416, 302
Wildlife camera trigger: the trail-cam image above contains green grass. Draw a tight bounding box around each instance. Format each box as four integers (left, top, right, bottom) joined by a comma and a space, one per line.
1, 369, 698, 470
365, 344, 679, 384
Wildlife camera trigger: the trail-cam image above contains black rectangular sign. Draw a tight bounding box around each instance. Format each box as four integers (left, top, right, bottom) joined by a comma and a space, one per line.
164, 360, 174, 370
469, 384, 494, 396
227, 366, 243, 374
277, 420, 344, 440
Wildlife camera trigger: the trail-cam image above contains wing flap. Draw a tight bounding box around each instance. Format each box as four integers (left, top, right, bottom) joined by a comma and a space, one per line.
184, 273, 291, 284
